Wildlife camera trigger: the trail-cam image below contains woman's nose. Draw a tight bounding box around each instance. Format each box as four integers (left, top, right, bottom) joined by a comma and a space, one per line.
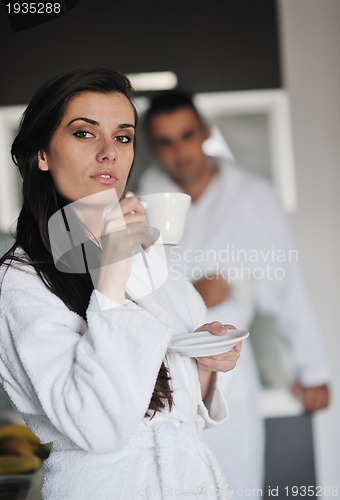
96, 138, 118, 163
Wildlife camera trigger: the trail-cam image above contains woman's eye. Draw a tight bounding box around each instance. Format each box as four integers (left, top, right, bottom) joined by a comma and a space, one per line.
73, 131, 93, 139
116, 135, 133, 143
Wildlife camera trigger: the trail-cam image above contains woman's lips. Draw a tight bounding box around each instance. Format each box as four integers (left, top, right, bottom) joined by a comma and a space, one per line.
90, 171, 117, 185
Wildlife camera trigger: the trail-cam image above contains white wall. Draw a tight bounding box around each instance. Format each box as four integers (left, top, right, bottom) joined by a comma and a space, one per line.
279, 0, 340, 491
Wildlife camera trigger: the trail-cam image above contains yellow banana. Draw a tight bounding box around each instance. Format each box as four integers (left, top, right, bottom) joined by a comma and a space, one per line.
0, 437, 51, 459
0, 425, 51, 462
0, 436, 36, 457
0, 424, 40, 444
0, 454, 41, 475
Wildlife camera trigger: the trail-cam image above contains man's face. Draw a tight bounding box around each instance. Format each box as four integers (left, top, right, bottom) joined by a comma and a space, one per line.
148, 107, 210, 187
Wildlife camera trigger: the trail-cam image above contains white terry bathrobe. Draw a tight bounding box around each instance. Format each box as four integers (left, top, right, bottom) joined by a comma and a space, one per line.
0, 246, 234, 500
138, 158, 331, 496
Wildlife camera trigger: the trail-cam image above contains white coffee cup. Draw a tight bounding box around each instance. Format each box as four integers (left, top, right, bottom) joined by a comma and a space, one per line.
139, 192, 191, 245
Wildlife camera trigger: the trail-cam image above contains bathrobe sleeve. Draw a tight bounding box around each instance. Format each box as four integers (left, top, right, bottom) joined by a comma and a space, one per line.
250, 182, 331, 386
197, 372, 230, 426
0, 263, 172, 453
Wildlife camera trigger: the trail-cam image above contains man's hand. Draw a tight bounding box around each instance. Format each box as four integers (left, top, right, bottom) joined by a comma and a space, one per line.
291, 383, 330, 413
194, 274, 230, 308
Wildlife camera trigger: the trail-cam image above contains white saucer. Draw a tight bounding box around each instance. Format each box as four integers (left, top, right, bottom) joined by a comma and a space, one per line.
168, 329, 249, 357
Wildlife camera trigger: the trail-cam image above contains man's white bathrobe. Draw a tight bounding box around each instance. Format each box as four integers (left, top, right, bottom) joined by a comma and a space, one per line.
138, 159, 331, 496
0, 248, 234, 499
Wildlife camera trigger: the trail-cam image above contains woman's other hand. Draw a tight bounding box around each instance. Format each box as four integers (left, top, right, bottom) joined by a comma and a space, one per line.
194, 322, 242, 373
194, 322, 242, 400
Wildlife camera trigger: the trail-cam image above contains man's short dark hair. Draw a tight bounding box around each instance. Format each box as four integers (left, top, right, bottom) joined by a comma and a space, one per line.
145, 89, 203, 126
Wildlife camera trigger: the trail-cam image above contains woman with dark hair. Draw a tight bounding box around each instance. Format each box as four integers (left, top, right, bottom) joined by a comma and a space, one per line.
0, 68, 241, 499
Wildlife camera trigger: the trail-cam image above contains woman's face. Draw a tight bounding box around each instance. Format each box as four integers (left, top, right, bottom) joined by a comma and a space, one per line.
38, 91, 135, 202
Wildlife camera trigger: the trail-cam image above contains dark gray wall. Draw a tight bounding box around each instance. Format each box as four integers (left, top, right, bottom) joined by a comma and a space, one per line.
0, 0, 281, 105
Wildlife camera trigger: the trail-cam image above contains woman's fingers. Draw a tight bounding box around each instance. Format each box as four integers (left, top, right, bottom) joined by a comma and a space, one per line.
195, 321, 237, 337
101, 225, 154, 265
125, 225, 156, 253
103, 213, 148, 237
95, 194, 154, 301
232, 341, 243, 353
120, 193, 146, 215
194, 321, 241, 373
195, 347, 241, 373
102, 196, 146, 231
101, 193, 153, 257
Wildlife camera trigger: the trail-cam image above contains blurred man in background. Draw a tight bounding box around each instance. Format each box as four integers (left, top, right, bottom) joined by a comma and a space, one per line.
138, 89, 331, 497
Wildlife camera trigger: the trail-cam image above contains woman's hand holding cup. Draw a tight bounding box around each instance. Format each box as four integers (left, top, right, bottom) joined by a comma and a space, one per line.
96, 193, 152, 303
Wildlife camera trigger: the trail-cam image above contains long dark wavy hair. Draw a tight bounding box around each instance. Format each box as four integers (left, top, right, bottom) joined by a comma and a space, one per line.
0, 67, 172, 417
